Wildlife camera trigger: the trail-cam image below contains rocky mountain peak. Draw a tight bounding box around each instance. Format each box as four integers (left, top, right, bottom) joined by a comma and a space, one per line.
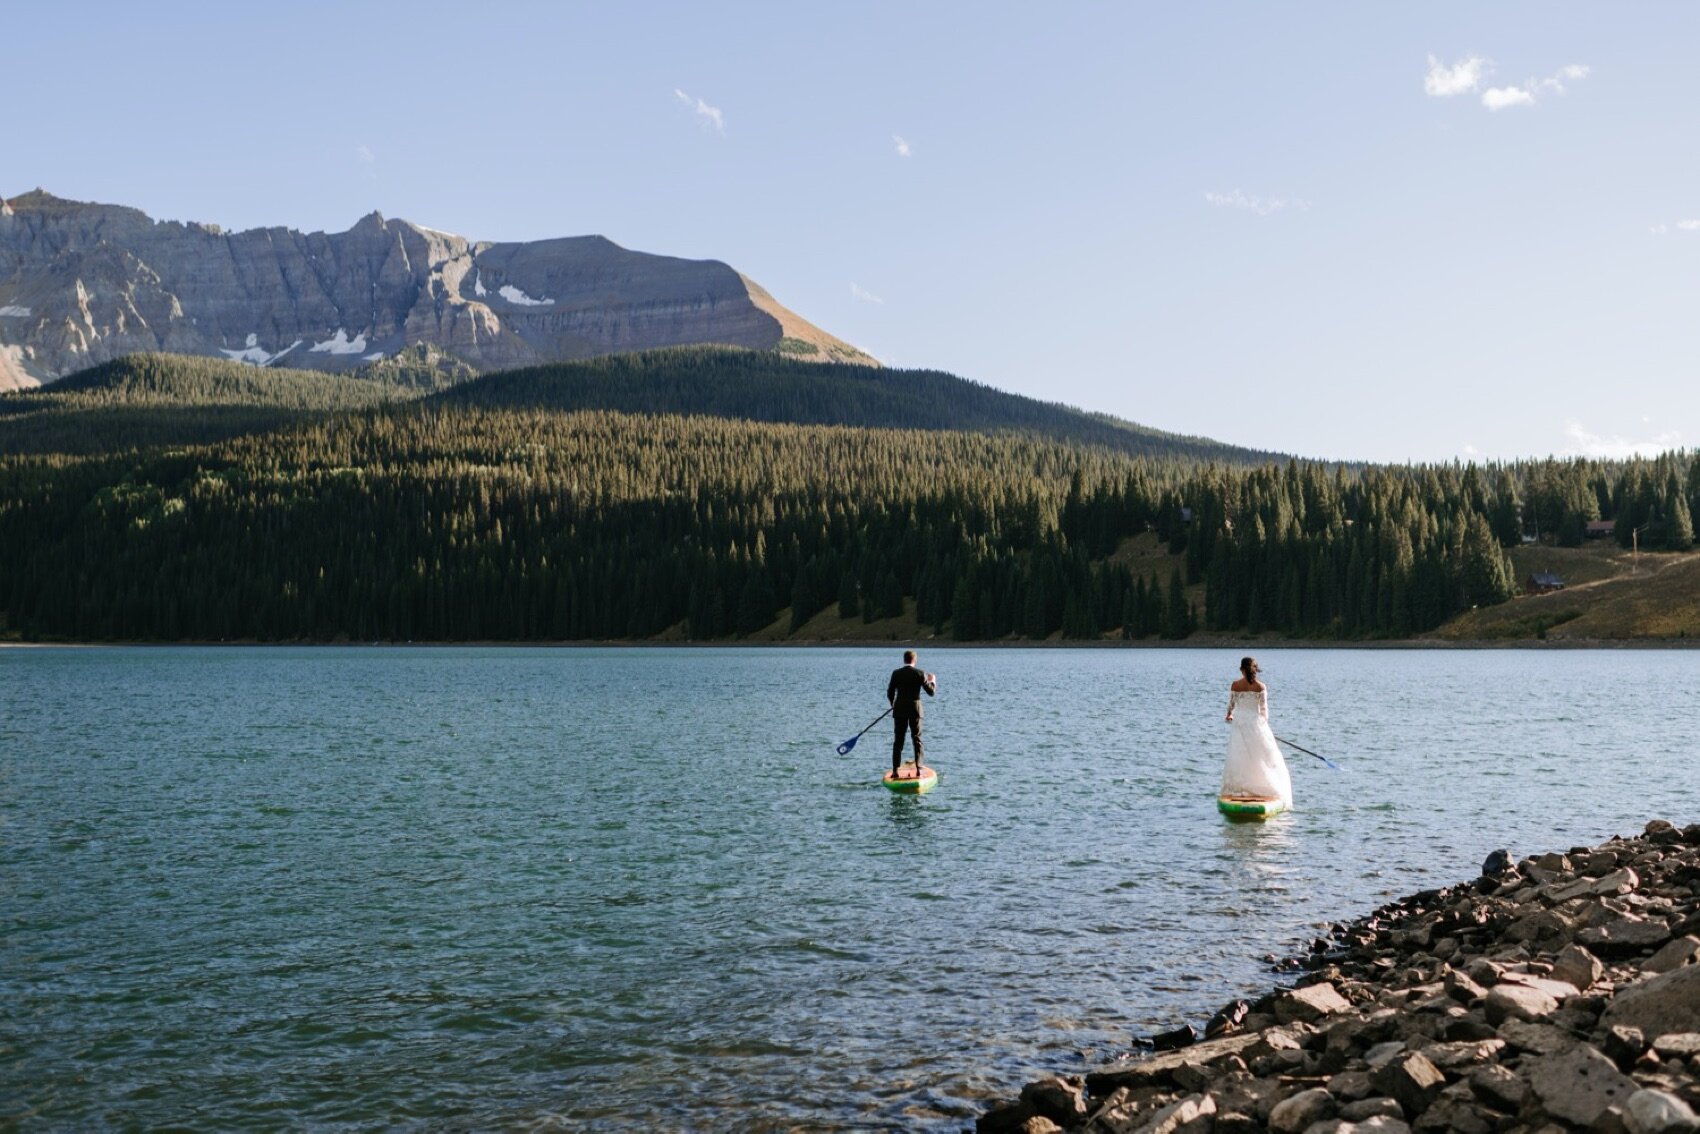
0, 191, 874, 391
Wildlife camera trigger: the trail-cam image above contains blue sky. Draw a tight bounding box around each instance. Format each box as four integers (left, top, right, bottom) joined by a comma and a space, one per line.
8, 2, 1697, 462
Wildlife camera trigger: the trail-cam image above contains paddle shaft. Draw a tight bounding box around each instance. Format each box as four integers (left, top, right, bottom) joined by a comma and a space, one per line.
1273, 734, 1339, 769
853, 705, 894, 740
836, 706, 894, 754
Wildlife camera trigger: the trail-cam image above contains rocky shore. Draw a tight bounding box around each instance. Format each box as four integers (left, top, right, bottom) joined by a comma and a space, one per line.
979, 821, 1700, 1134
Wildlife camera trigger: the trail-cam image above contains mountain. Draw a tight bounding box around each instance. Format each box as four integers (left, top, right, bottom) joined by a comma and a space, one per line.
434, 347, 1290, 464
0, 190, 873, 391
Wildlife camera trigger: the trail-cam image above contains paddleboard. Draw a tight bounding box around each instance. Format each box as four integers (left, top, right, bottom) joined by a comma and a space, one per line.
883, 763, 938, 795
1217, 794, 1287, 821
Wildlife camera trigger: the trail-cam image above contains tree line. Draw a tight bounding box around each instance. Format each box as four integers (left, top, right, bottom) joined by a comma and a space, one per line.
1, 397, 1693, 643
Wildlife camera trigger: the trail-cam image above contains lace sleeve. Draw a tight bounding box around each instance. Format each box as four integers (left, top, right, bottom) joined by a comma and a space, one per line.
1257, 690, 1269, 720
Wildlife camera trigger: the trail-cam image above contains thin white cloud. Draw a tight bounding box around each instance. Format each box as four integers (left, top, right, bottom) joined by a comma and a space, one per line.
1203, 189, 1309, 217
357, 144, 375, 164
849, 282, 883, 305
1564, 422, 1684, 460
893, 134, 912, 158
1425, 54, 1488, 97
1482, 86, 1536, 111
1481, 63, 1590, 110
1679, 219, 1700, 232
673, 88, 724, 132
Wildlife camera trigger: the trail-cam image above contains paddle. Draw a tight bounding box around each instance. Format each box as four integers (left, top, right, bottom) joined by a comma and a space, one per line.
1274, 735, 1342, 771
836, 706, 893, 755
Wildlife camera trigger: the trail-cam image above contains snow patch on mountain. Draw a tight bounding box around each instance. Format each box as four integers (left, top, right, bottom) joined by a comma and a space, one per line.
310, 329, 369, 355
219, 333, 303, 366
498, 284, 553, 307
0, 305, 31, 317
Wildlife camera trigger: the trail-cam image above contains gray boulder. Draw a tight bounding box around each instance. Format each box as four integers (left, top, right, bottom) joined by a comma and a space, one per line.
1525, 1044, 1638, 1126
1604, 965, 1700, 1037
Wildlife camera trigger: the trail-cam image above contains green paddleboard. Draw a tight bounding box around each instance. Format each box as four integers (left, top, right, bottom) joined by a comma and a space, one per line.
1217, 794, 1287, 821
884, 764, 937, 794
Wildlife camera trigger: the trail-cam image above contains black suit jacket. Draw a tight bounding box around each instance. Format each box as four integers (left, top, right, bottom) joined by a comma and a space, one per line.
887, 665, 936, 718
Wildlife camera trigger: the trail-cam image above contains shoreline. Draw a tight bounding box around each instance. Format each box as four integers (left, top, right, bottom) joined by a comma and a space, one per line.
979, 821, 1700, 1134
4, 638, 1699, 650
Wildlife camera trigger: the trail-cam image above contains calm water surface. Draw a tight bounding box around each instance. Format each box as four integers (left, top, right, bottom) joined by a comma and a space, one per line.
2, 647, 1695, 1130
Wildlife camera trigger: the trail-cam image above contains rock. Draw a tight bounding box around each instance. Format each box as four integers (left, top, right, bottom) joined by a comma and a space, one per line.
1603, 1026, 1650, 1069
1341, 1097, 1406, 1121
1416, 1037, 1504, 1072
1370, 1051, 1446, 1118
1603, 965, 1700, 1037
1645, 937, 1700, 976
1550, 868, 1641, 903
1440, 1015, 1500, 1042
1485, 982, 1560, 1024
1207, 999, 1251, 1038
1579, 918, 1673, 958
1525, 1044, 1638, 1126
1469, 1063, 1530, 1111
1498, 972, 1580, 1001
1269, 1087, 1335, 1133
1445, 970, 1488, 1003
1150, 1023, 1199, 1052
1328, 1070, 1374, 1101
1624, 1088, 1700, 1134
978, 1099, 1041, 1133
1214, 1114, 1261, 1134
1013, 1119, 1061, 1134
1412, 1083, 1493, 1134
1539, 852, 1574, 873
1137, 1092, 1216, 1134
1365, 1041, 1408, 1069
1466, 958, 1505, 986
1020, 1077, 1089, 1126
1506, 909, 1577, 948
1553, 943, 1605, 991
1276, 983, 1353, 1024
1086, 1032, 1262, 1095
1351, 1120, 1413, 1134
1496, 1019, 1578, 1055
1651, 1033, 1700, 1060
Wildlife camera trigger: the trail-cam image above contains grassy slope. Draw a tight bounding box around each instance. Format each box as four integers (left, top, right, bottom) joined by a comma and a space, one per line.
1433, 542, 1700, 641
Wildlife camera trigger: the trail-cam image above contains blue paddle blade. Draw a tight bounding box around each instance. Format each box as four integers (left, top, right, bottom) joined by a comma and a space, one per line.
836, 736, 858, 755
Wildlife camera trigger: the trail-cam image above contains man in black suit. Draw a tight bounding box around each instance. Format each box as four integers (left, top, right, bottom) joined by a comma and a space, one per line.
886, 649, 937, 777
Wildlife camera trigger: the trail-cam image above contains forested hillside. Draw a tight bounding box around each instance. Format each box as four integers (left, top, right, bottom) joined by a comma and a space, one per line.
0, 353, 423, 455
1, 350, 1695, 643
433, 347, 1290, 464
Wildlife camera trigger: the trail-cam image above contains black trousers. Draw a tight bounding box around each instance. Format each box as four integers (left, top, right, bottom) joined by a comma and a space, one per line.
892, 710, 922, 771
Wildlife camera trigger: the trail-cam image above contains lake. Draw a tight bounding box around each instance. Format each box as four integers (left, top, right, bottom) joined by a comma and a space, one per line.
2, 646, 1694, 1129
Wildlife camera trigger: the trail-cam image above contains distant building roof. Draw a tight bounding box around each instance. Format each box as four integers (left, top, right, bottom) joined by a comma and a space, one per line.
1528, 571, 1565, 587
1585, 520, 1616, 532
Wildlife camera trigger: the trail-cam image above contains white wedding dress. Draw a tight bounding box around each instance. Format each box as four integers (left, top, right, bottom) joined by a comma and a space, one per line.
1221, 689, 1292, 805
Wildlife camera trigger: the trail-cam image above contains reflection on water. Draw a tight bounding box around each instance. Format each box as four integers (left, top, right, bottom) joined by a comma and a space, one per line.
2, 646, 1696, 1130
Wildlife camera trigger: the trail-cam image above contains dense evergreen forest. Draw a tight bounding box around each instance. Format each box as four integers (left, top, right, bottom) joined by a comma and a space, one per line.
433, 348, 1291, 464
0, 349, 1694, 642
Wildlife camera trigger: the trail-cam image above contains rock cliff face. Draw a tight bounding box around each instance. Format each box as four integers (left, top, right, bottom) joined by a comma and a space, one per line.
0, 190, 874, 390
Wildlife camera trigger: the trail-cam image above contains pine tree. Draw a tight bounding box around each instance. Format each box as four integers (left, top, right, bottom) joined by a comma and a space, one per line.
1162, 567, 1190, 640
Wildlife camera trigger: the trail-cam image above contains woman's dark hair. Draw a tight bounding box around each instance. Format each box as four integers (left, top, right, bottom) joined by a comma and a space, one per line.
1239, 656, 1260, 679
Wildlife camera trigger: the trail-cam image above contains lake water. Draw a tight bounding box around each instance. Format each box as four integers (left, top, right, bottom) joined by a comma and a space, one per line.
3, 646, 1695, 1130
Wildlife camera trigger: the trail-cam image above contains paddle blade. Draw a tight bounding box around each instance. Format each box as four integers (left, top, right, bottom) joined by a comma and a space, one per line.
836, 736, 858, 755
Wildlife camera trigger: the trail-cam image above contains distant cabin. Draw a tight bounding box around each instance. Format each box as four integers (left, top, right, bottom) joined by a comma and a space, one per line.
1526, 571, 1565, 595
1585, 520, 1616, 540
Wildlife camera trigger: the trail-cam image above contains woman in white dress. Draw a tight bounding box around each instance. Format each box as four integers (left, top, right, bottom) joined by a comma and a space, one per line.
1221, 656, 1292, 806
